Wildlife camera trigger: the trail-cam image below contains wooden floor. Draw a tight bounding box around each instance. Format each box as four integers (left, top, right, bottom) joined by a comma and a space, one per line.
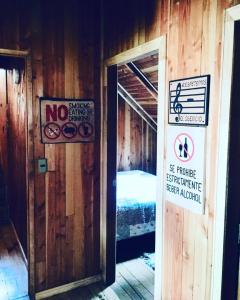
47, 258, 154, 300
0, 224, 29, 300
0, 223, 154, 299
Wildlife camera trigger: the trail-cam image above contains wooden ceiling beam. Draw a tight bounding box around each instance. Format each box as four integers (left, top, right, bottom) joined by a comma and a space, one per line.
118, 83, 157, 132
138, 65, 158, 73
126, 62, 158, 99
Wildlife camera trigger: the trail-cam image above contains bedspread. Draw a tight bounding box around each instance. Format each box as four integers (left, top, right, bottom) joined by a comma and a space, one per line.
116, 170, 156, 241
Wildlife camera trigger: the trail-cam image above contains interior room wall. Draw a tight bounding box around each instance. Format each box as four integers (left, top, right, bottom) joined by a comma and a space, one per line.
117, 96, 157, 174
7, 68, 27, 255
0, 0, 101, 293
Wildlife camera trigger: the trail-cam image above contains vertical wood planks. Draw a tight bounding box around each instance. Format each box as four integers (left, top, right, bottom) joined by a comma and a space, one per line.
117, 98, 157, 174
45, 171, 56, 288
124, 103, 131, 170
103, 0, 240, 298
43, 1, 66, 289
6, 68, 27, 255
1, 0, 240, 296
0, 70, 7, 174
0, 0, 100, 294
31, 0, 46, 291
64, 0, 78, 218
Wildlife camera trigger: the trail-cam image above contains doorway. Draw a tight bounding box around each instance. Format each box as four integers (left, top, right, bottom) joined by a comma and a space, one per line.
0, 52, 34, 298
221, 20, 240, 300
214, 5, 240, 300
115, 54, 158, 298
101, 37, 166, 299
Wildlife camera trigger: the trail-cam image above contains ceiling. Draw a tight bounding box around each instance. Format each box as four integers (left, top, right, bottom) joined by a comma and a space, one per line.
118, 53, 158, 123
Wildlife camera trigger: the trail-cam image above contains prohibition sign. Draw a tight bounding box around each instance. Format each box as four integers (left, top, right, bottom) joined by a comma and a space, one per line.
61, 122, 77, 139
174, 132, 194, 162
78, 122, 93, 138
44, 122, 61, 140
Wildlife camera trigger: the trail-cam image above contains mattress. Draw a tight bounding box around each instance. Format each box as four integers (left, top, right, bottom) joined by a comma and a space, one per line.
116, 170, 156, 241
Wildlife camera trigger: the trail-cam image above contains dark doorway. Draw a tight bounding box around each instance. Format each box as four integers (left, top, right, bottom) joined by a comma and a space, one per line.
0, 55, 28, 298
221, 21, 240, 300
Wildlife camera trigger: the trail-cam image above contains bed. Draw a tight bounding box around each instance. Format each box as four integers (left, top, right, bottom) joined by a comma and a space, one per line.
116, 170, 156, 241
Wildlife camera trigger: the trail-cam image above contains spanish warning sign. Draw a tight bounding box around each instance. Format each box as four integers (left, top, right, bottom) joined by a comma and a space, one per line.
40, 98, 95, 144
166, 126, 206, 214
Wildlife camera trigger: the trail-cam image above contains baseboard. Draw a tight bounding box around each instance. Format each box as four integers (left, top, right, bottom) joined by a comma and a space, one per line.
35, 274, 102, 299
10, 221, 28, 267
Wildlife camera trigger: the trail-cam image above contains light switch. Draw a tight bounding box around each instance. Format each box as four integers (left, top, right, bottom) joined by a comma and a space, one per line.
38, 158, 48, 173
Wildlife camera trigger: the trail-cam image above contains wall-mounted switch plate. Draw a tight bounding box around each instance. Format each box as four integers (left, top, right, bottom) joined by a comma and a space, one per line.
38, 158, 48, 173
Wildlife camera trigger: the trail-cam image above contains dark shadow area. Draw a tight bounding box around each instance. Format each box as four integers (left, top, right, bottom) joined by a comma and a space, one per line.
116, 232, 155, 263
221, 20, 240, 300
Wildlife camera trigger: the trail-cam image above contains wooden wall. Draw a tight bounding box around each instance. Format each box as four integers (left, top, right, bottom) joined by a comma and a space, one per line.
7, 68, 27, 255
117, 96, 157, 174
0, 0, 100, 293
1, 0, 239, 296
103, 0, 240, 298
0, 70, 8, 183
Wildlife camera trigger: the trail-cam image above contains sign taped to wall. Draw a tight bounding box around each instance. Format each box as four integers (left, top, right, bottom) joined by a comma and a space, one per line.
165, 125, 206, 214
40, 98, 95, 144
168, 75, 210, 126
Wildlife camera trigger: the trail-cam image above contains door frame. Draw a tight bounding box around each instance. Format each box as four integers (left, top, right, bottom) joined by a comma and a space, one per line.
212, 4, 240, 299
100, 36, 166, 297
0, 49, 35, 296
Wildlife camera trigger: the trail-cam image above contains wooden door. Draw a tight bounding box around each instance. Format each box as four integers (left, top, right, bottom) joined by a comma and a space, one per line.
221, 21, 240, 299
105, 65, 118, 285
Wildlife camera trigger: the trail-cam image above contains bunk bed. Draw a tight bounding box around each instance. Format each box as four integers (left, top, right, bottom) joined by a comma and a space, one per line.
116, 170, 156, 241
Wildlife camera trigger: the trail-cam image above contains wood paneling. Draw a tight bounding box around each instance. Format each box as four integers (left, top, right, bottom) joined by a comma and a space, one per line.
7, 68, 27, 256
118, 61, 158, 120
117, 97, 157, 174
0, 64, 27, 256
0, 69, 7, 176
0, 0, 101, 294
103, 0, 240, 298
2, 0, 240, 297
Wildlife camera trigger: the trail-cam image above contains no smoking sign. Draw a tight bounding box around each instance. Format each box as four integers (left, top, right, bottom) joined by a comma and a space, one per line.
40, 98, 95, 144
166, 126, 206, 214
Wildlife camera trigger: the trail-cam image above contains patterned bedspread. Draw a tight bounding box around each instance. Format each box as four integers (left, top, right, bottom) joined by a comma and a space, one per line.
116, 170, 156, 241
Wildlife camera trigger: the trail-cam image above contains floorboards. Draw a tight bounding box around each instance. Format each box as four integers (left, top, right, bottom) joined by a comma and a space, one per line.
0, 224, 29, 300
46, 258, 154, 300
0, 223, 154, 299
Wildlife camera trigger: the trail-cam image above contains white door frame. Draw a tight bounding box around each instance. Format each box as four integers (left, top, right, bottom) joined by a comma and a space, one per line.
212, 4, 240, 299
100, 36, 166, 298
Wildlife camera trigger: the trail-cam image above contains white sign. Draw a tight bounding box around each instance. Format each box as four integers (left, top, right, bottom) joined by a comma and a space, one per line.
168, 75, 210, 126
165, 126, 206, 214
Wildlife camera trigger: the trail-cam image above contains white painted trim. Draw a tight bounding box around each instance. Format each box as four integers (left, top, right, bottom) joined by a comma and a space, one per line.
212, 4, 240, 300
0, 48, 29, 57
35, 274, 102, 299
104, 37, 165, 66
226, 4, 240, 21
100, 37, 166, 298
